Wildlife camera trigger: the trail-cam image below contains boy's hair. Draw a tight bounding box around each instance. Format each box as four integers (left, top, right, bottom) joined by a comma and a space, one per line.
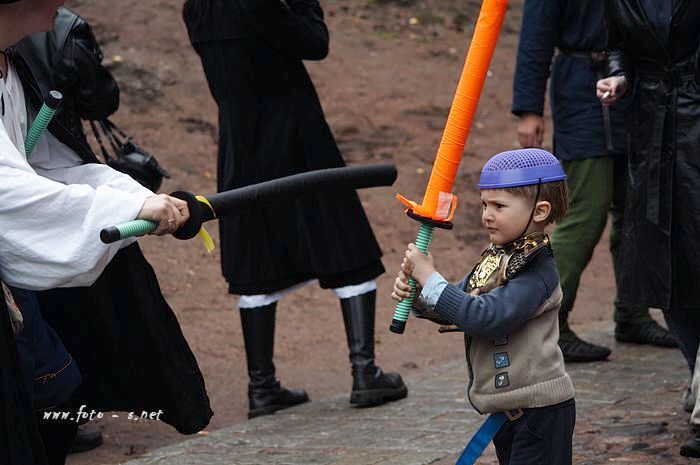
501, 180, 570, 225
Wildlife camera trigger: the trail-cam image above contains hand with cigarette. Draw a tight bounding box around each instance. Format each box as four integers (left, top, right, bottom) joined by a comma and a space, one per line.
596, 75, 627, 106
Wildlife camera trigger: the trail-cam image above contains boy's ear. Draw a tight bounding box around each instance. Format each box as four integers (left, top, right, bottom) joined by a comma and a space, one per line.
532, 200, 552, 224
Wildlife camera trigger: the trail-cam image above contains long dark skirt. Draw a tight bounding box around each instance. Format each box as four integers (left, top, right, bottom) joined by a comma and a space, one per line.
195, 40, 385, 295
36, 243, 213, 435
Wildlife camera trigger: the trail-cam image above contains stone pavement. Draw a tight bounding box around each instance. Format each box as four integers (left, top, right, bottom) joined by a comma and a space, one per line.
122, 322, 697, 465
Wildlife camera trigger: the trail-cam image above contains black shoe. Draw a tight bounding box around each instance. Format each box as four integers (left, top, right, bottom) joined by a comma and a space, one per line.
240, 304, 310, 419
680, 432, 700, 458
248, 384, 309, 419
341, 290, 408, 407
615, 321, 678, 347
69, 426, 103, 454
558, 336, 611, 363
350, 365, 408, 406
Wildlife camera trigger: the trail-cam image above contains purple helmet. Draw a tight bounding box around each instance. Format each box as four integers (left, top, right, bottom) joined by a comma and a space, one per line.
478, 148, 566, 189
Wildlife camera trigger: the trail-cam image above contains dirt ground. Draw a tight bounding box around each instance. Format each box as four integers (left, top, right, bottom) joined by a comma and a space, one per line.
64, 0, 621, 463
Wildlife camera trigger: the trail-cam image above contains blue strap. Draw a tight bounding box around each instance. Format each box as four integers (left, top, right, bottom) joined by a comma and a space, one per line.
455, 412, 508, 465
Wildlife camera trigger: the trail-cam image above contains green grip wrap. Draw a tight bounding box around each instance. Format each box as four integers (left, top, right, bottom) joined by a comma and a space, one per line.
389, 223, 435, 334
25, 91, 62, 157
100, 219, 157, 244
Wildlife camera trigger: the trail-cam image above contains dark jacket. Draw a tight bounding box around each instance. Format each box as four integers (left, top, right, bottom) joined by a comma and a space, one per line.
12, 287, 81, 412
512, 0, 628, 160
435, 250, 573, 414
183, 0, 384, 294
0, 301, 47, 465
11, 7, 120, 164
605, 0, 700, 309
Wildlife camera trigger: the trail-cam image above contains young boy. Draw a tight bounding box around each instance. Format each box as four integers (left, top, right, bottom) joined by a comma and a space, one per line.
392, 148, 576, 464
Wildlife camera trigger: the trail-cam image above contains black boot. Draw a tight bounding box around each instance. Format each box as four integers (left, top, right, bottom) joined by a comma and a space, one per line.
240, 303, 309, 419
615, 320, 678, 347
680, 430, 700, 458
68, 425, 103, 454
340, 290, 407, 407
558, 332, 611, 363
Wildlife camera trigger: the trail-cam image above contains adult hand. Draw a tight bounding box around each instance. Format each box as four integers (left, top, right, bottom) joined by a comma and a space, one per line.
597, 76, 627, 106
137, 194, 190, 236
404, 243, 436, 287
517, 113, 545, 148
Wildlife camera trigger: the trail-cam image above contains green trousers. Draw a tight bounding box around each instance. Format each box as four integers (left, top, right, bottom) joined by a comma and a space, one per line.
550, 157, 651, 339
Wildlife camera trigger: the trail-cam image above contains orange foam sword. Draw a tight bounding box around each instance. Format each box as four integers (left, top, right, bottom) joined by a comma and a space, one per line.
390, 0, 509, 334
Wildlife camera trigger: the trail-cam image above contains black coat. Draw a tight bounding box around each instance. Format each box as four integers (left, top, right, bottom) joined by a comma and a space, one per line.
183, 0, 384, 294
605, 0, 700, 309
36, 245, 213, 435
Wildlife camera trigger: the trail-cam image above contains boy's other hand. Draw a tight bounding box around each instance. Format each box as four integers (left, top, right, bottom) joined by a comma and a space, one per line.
391, 270, 412, 302
404, 243, 436, 287
517, 113, 544, 148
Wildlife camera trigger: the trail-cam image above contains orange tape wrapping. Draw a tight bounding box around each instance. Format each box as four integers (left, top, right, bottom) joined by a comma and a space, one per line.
398, 0, 508, 221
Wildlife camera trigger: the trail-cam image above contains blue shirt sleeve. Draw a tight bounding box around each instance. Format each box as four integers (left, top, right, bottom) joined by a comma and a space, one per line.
434, 267, 554, 339
511, 0, 560, 116
418, 272, 448, 309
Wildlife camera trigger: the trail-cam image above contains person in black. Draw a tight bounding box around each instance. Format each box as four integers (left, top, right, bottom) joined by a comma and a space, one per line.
13, 8, 123, 455
0, 3, 214, 464
182, 0, 407, 418
598, 0, 700, 457
512, 0, 676, 363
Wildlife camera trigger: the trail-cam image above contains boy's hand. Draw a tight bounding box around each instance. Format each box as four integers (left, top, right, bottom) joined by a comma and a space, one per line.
404, 243, 436, 287
391, 270, 412, 302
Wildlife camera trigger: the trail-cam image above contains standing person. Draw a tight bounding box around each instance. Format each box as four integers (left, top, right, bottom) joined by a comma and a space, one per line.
512, 0, 676, 363
183, 0, 407, 418
393, 149, 576, 465
597, 0, 700, 456
14, 7, 123, 454
0, 0, 213, 462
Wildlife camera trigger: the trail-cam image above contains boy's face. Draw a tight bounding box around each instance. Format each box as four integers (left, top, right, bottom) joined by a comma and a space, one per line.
480, 189, 535, 245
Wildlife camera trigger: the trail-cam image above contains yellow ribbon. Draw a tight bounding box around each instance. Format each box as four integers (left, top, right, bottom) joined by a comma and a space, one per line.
196, 196, 216, 254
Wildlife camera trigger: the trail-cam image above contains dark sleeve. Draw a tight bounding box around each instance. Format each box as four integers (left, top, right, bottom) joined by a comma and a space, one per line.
56, 19, 119, 119
235, 0, 329, 60
434, 268, 554, 339
511, 0, 560, 117
604, 0, 627, 78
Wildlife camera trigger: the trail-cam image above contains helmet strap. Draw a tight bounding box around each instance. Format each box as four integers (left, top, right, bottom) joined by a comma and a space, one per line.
519, 179, 542, 239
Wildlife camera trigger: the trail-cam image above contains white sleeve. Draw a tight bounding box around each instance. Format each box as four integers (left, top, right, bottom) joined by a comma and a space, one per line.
0, 126, 148, 290
30, 130, 156, 198
34, 162, 156, 199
